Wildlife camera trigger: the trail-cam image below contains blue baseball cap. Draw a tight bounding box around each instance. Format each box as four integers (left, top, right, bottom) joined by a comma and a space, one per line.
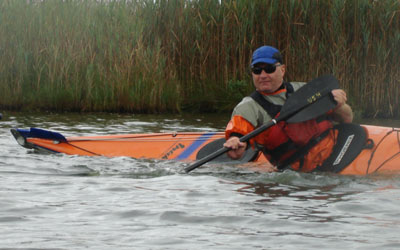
251, 46, 283, 66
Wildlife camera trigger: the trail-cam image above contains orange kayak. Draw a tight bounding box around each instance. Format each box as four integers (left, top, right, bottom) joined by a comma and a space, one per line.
10, 124, 400, 175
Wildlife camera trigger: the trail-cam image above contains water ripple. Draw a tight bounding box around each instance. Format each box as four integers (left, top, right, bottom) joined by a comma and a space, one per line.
1, 112, 400, 249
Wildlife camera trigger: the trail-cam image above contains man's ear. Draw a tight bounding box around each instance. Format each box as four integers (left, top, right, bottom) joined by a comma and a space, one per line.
280, 64, 286, 76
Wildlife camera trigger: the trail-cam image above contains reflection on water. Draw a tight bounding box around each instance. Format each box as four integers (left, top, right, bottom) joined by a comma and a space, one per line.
235, 180, 352, 204
356, 117, 400, 128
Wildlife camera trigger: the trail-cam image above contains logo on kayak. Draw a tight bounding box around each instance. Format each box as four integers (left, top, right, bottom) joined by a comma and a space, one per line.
162, 143, 185, 159
333, 134, 354, 165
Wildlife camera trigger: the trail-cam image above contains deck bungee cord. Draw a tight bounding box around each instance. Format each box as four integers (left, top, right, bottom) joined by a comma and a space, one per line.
64, 141, 102, 156
62, 132, 222, 159
67, 133, 223, 142
367, 128, 400, 174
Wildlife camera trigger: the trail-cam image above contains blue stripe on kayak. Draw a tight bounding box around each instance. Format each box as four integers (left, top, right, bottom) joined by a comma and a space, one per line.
175, 132, 217, 160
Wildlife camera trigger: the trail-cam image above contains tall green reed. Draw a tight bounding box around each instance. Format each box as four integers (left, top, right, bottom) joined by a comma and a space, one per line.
0, 0, 399, 117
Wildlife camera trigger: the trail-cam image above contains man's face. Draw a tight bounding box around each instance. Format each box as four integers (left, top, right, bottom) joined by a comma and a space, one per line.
252, 63, 285, 93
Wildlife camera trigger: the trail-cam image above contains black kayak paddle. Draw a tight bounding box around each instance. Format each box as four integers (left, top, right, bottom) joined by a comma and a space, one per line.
184, 74, 339, 173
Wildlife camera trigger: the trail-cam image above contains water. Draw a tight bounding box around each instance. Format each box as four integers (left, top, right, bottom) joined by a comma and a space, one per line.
1, 111, 400, 249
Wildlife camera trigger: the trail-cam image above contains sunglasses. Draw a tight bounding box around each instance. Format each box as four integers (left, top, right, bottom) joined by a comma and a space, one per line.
251, 64, 281, 75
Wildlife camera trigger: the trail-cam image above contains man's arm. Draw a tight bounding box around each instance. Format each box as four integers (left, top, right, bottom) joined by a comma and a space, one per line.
331, 89, 353, 123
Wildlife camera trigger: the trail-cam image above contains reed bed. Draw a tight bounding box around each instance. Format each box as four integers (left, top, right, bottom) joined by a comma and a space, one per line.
0, 0, 399, 117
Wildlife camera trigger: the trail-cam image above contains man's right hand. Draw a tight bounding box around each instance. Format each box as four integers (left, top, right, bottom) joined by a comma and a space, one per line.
223, 136, 247, 159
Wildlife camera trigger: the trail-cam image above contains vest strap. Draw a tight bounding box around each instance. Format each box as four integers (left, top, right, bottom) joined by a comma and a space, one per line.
250, 82, 294, 118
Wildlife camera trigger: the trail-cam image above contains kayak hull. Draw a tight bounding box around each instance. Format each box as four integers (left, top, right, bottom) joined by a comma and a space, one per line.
10, 125, 400, 175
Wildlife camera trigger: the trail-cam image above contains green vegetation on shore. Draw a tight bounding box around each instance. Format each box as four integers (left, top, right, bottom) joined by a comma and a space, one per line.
0, 0, 399, 117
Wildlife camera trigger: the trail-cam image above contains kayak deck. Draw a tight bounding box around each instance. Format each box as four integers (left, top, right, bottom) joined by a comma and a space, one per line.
10, 128, 259, 164
340, 125, 400, 175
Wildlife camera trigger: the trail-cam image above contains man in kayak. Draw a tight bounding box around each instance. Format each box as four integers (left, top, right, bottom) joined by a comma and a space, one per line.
223, 45, 353, 172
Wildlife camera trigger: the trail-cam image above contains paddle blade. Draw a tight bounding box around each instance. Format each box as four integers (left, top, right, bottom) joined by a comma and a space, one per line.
287, 93, 337, 123
184, 146, 230, 173
279, 75, 339, 122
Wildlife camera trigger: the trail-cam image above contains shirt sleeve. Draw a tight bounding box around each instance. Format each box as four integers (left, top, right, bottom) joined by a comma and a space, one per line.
225, 115, 255, 140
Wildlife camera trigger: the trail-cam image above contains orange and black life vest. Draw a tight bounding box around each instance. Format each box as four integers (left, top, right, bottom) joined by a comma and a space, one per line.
250, 82, 333, 166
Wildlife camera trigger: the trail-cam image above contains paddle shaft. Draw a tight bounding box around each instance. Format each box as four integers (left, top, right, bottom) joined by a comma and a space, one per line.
184, 101, 317, 173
